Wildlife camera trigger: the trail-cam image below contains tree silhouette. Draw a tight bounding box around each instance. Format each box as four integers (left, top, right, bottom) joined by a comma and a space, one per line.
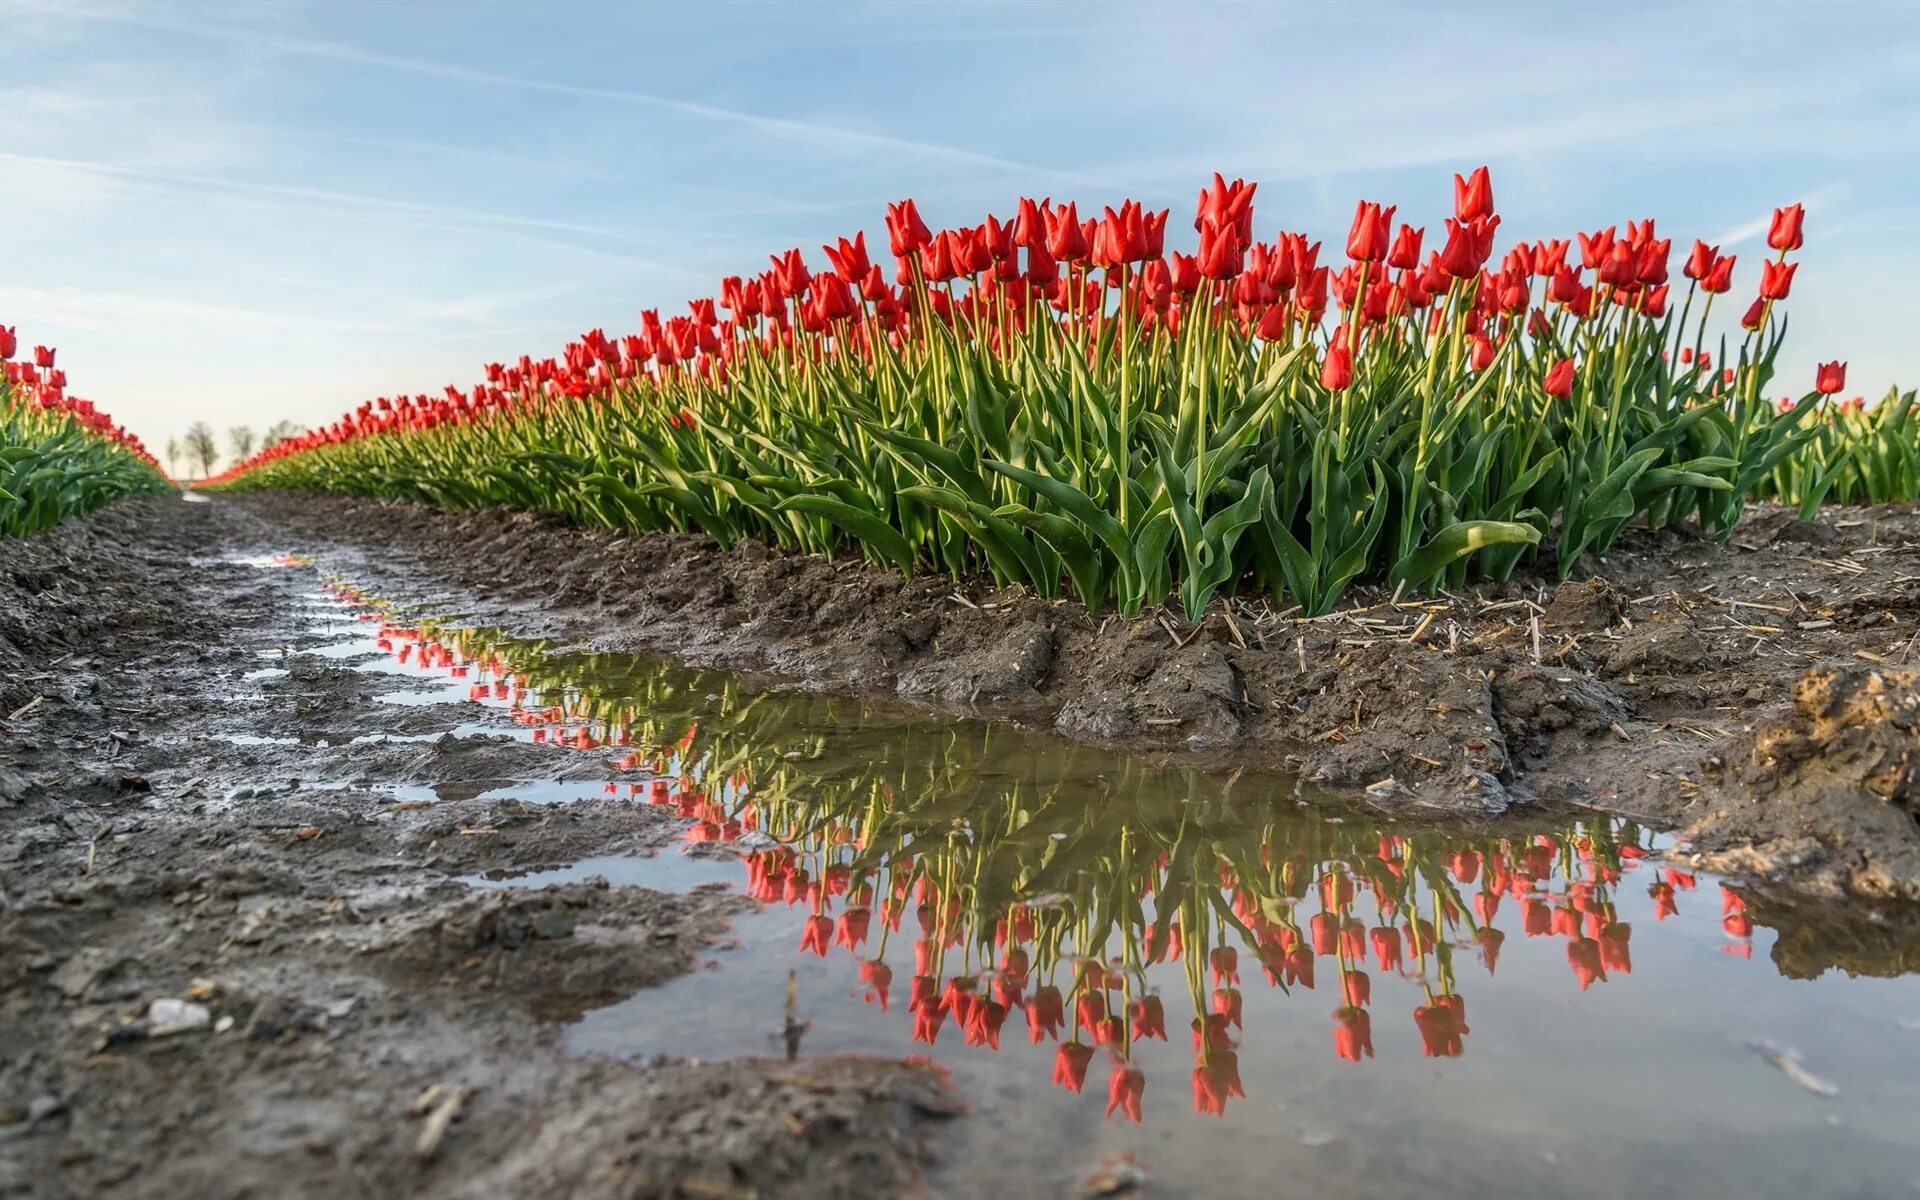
183, 422, 219, 479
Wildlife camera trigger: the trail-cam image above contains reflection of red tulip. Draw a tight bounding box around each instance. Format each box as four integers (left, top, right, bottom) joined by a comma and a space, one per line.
1053, 1041, 1094, 1093
1310, 912, 1338, 955
1598, 924, 1632, 974
1649, 882, 1677, 920
1027, 985, 1065, 1042
1191, 1012, 1232, 1052
1567, 937, 1607, 989
1285, 946, 1315, 989
834, 907, 870, 950
1333, 1006, 1374, 1062
1342, 969, 1370, 1008
965, 999, 1008, 1049
912, 997, 948, 1044
799, 915, 832, 957
1414, 1002, 1465, 1057
1131, 995, 1166, 1041
1076, 991, 1107, 1036
1213, 986, 1243, 1028
1474, 890, 1499, 924
1105, 1065, 1146, 1123
859, 959, 892, 1010
1209, 946, 1239, 985
1723, 913, 1752, 938
1192, 1051, 1245, 1116
1371, 927, 1402, 972
1474, 927, 1504, 974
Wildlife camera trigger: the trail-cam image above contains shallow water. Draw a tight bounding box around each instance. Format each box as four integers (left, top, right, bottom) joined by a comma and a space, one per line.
269, 564, 1920, 1198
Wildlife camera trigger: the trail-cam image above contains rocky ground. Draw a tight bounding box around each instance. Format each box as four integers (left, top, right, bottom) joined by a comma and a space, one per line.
2, 491, 1916, 1198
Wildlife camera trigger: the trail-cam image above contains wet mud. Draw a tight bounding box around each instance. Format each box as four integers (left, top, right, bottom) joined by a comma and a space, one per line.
4, 491, 1919, 1199
235, 490, 1920, 898
0, 497, 956, 1200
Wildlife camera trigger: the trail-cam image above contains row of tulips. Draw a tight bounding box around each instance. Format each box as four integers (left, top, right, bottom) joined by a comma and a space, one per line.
1, 326, 169, 535
326, 582, 1762, 1119
213, 170, 1886, 616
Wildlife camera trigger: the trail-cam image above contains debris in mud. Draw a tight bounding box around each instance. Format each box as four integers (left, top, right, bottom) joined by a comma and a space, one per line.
145, 997, 212, 1037
1748, 1039, 1843, 1098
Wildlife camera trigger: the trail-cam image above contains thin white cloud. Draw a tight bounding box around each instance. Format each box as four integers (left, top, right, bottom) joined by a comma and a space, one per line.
39, 3, 1107, 187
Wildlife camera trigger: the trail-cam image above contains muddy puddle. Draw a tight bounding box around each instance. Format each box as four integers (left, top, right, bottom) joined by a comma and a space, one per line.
227, 556, 1920, 1200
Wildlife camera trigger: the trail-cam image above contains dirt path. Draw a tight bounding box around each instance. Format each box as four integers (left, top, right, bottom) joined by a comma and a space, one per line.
0, 497, 957, 1200
3, 491, 1917, 1199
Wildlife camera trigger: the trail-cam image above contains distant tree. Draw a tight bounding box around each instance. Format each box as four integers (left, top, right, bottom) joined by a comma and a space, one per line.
164, 437, 182, 479
184, 422, 219, 479
261, 419, 304, 449
228, 425, 256, 462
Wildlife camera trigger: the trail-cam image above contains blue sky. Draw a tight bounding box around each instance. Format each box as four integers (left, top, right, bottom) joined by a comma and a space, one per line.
6, 0, 1917, 463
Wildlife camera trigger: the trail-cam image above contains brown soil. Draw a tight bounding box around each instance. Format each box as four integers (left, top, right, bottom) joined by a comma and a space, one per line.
234, 490, 1920, 899
0, 497, 958, 1200
4, 490, 1918, 1199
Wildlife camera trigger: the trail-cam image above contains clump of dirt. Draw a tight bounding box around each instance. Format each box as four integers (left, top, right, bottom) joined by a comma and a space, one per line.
1689, 666, 1920, 898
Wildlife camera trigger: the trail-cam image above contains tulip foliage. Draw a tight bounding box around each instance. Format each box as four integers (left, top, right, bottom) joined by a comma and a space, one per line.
331, 581, 1757, 1119
1, 329, 169, 536
211, 172, 1894, 617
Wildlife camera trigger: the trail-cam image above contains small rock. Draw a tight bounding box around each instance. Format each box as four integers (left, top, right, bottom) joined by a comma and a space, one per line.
147, 998, 212, 1037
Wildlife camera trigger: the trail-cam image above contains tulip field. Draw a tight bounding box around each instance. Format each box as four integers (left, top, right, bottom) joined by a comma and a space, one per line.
197, 169, 1913, 618
1, 329, 169, 536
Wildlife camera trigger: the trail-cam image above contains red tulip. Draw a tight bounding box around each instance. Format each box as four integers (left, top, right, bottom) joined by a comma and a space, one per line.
1684, 240, 1719, 281
1387, 224, 1424, 271
1346, 200, 1396, 262
1319, 330, 1353, 391
32, 345, 55, 369
1105, 1065, 1146, 1122
1052, 1041, 1094, 1093
1815, 361, 1846, 394
1702, 253, 1736, 293
1577, 226, 1616, 270
1759, 260, 1797, 300
822, 232, 870, 283
0, 325, 14, 360
885, 199, 931, 256
1768, 203, 1805, 252
1453, 166, 1494, 222
1740, 296, 1766, 330
1333, 1006, 1374, 1062
1543, 359, 1576, 397
1044, 201, 1088, 262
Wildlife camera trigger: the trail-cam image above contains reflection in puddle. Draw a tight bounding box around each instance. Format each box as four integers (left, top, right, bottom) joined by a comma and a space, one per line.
259, 569, 1920, 1197
460, 853, 738, 893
